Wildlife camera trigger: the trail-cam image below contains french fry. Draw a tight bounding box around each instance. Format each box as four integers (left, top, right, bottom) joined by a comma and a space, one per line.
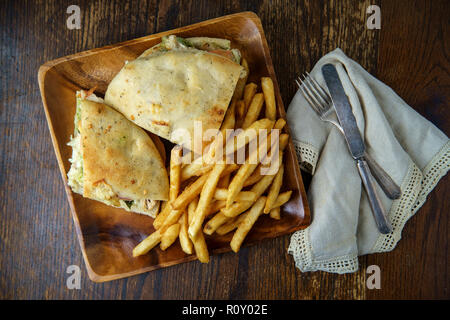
261, 77, 276, 121
214, 189, 256, 202
242, 93, 265, 129
232, 58, 249, 102
225, 118, 274, 155
132, 230, 162, 257
235, 100, 246, 129
230, 196, 266, 252
187, 197, 198, 225
169, 145, 183, 202
264, 163, 284, 213
243, 165, 264, 187
269, 207, 281, 220
273, 190, 292, 208
191, 232, 209, 263
207, 200, 226, 216
179, 212, 193, 254
203, 212, 230, 235
160, 209, 184, 233
243, 82, 257, 110
216, 212, 249, 235
274, 118, 286, 130
153, 202, 171, 229
181, 161, 214, 182
189, 163, 226, 238
160, 223, 181, 251
172, 174, 209, 210
221, 201, 253, 218
221, 100, 236, 133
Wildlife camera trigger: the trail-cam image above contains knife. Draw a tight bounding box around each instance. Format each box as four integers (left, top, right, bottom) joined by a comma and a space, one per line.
321, 63, 392, 234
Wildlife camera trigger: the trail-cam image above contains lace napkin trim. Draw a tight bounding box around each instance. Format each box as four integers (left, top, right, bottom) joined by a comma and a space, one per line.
293, 139, 319, 175
289, 139, 450, 273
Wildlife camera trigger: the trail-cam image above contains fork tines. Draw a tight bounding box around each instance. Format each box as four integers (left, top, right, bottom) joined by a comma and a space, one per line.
296, 72, 332, 115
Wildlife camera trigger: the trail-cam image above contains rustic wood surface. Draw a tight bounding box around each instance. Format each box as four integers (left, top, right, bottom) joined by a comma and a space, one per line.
0, 0, 448, 299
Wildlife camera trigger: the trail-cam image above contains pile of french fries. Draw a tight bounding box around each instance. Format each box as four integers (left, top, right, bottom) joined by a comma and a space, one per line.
133, 58, 292, 262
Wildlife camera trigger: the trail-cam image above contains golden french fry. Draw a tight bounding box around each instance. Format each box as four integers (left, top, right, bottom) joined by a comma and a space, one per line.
153, 201, 171, 229
160, 223, 181, 251
214, 189, 256, 202
230, 196, 266, 252
216, 212, 249, 235
279, 133, 289, 151
261, 77, 276, 121
191, 231, 209, 263
187, 197, 198, 225
178, 212, 193, 254
172, 174, 209, 210
243, 165, 264, 187
207, 200, 226, 216
221, 201, 253, 218
243, 82, 257, 110
235, 100, 246, 129
274, 118, 286, 130
242, 93, 265, 129
132, 230, 162, 257
169, 145, 183, 202
273, 190, 292, 208
232, 59, 250, 102
264, 163, 284, 213
203, 212, 230, 235
189, 163, 226, 238
181, 161, 214, 182
160, 209, 184, 233
225, 118, 274, 155
269, 207, 281, 220
221, 100, 236, 133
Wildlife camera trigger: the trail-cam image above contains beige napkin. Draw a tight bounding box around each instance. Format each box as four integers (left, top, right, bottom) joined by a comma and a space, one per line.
286, 49, 450, 273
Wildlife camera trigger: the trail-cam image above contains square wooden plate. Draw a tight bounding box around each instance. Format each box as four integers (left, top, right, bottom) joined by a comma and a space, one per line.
38, 11, 310, 282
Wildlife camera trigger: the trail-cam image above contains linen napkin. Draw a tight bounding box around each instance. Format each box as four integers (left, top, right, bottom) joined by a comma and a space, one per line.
286, 48, 450, 274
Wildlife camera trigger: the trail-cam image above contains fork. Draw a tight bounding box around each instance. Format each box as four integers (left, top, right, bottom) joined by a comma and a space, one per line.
296, 73, 401, 200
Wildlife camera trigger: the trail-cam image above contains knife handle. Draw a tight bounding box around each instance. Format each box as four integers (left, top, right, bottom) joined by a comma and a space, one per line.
364, 152, 402, 200
357, 159, 393, 234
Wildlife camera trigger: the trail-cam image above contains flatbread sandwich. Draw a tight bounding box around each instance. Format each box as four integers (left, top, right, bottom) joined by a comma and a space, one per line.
104, 35, 245, 148
67, 90, 169, 217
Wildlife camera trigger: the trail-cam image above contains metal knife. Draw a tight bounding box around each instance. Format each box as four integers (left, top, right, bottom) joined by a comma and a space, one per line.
321, 63, 392, 234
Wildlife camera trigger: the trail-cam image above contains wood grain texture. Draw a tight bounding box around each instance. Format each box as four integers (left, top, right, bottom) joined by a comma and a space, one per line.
0, 0, 448, 299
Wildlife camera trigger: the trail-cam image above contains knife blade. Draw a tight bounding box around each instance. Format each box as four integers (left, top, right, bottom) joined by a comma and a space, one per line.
321, 63, 392, 234
321, 64, 365, 159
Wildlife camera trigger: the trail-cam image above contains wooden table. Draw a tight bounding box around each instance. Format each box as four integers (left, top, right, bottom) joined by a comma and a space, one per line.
0, 0, 448, 300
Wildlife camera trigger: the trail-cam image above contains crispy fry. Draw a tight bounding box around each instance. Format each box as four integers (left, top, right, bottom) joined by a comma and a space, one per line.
191, 231, 209, 263
230, 196, 266, 252
261, 77, 276, 121
189, 163, 226, 238
221, 100, 236, 133
269, 207, 281, 219
203, 212, 230, 235
214, 189, 256, 202
225, 118, 274, 155
172, 174, 209, 210
235, 100, 246, 128
273, 190, 292, 208
274, 118, 286, 130
160, 223, 180, 250
207, 200, 226, 216
160, 209, 184, 233
132, 230, 161, 257
221, 201, 253, 218
181, 161, 214, 182
264, 163, 284, 213
232, 59, 249, 102
243, 82, 257, 110
187, 197, 198, 225
169, 145, 183, 202
243, 165, 264, 187
216, 212, 249, 235
178, 212, 193, 254
242, 93, 265, 129
153, 202, 171, 229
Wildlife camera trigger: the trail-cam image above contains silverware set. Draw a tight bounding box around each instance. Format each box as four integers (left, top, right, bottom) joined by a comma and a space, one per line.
296, 64, 400, 234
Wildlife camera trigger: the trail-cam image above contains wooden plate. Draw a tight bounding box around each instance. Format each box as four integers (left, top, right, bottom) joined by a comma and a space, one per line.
38, 11, 310, 282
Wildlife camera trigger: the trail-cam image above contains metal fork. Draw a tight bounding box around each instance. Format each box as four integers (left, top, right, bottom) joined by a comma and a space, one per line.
296, 73, 401, 200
